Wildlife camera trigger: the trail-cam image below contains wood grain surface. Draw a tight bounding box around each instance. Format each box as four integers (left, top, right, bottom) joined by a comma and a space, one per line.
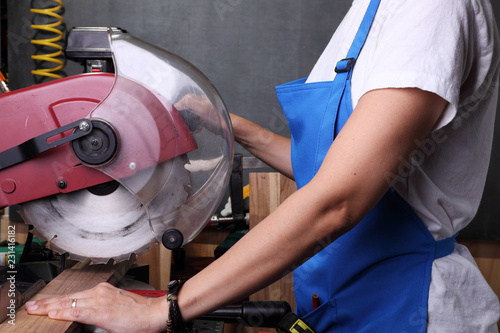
0, 259, 133, 332
244, 173, 297, 333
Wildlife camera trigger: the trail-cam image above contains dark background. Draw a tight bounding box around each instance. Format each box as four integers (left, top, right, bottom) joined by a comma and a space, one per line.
1, 0, 500, 240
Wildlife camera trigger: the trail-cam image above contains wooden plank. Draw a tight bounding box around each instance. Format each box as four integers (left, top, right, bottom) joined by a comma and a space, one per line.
246, 173, 297, 333
458, 239, 500, 299
183, 229, 232, 258
458, 239, 500, 329
0, 217, 29, 244
147, 243, 172, 291
0, 258, 134, 332
135, 242, 172, 290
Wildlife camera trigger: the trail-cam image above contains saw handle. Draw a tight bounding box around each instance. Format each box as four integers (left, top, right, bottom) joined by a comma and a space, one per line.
0, 119, 92, 171
126, 291, 291, 326
201, 302, 316, 332
200, 301, 292, 328
124, 294, 313, 332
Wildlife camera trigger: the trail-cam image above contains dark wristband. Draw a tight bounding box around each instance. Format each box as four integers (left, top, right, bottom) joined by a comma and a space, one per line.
166, 280, 191, 333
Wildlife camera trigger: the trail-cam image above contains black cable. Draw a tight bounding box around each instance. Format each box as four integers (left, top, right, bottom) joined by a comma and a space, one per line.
19, 230, 33, 263
0, 0, 7, 71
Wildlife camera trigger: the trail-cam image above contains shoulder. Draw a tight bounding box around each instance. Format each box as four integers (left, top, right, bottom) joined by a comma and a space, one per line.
349, 0, 499, 126
385, 0, 475, 15
364, 0, 498, 75
382, 0, 497, 36
378, 0, 474, 28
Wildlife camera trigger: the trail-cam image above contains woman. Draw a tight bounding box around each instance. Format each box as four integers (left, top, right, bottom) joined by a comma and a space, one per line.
26, 0, 500, 331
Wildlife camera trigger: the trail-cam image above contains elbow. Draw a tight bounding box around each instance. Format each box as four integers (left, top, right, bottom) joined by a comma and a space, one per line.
299, 198, 359, 259
321, 199, 359, 236
302, 186, 361, 246
302, 171, 382, 241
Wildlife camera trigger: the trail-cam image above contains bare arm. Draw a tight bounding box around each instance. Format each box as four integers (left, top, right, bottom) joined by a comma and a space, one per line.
230, 113, 293, 179
172, 93, 294, 177
26, 88, 446, 332
176, 88, 446, 319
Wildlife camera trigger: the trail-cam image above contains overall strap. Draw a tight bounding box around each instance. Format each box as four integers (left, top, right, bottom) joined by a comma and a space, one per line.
314, 0, 382, 174
434, 233, 458, 259
335, 0, 382, 73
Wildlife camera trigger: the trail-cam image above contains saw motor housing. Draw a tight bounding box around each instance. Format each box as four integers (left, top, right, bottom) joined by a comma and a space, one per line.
0, 27, 234, 263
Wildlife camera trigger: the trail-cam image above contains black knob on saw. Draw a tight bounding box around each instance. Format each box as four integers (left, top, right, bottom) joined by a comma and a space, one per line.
162, 229, 184, 250
72, 120, 117, 165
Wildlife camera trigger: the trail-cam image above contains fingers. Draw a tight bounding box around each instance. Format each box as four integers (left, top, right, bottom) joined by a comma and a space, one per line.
27, 304, 94, 322
47, 306, 97, 323
25, 288, 106, 328
26, 296, 73, 313
24, 282, 169, 333
176, 94, 211, 111
26, 297, 88, 315
25, 282, 115, 315
25, 297, 103, 329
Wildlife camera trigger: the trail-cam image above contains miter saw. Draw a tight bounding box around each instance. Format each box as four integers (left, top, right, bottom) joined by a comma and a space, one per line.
0, 27, 233, 264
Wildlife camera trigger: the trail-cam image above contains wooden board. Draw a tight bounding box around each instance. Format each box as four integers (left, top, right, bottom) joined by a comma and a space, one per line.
458, 239, 500, 299
183, 229, 232, 259
458, 239, 500, 329
136, 242, 172, 291
246, 172, 297, 333
0, 217, 29, 244
0, 259, 134, 332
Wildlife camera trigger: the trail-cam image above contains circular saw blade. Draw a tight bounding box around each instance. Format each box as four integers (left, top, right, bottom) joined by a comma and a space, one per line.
21, 157, 190, 264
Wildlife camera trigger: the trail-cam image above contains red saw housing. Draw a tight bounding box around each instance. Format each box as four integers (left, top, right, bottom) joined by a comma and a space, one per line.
0, 73, 197, 207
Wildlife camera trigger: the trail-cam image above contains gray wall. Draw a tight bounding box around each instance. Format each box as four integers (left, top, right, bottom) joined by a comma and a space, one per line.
0, 1, 5, 71
469, 0, 500, 239
6, 0, 348, 140
4, 0, 500, 239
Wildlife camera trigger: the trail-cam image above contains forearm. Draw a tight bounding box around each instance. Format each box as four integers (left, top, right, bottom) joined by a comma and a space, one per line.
178, 88, 446, 322
231, 114, 293, 179
177, 183, 352, 321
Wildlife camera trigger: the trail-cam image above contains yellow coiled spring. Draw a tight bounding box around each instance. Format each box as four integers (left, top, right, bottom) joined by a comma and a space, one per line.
30, 0, 64, 79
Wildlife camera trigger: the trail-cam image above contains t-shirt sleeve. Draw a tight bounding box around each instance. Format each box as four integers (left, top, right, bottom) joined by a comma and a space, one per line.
352, 0, 475, 130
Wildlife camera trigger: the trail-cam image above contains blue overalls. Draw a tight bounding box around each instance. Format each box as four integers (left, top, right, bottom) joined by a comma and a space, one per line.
275, 1, 457, 331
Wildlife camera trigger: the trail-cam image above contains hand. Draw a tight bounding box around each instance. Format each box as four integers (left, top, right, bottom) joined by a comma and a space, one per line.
175, 94, 228, 137
25, 282, 169, 333
175, 94, 214, 116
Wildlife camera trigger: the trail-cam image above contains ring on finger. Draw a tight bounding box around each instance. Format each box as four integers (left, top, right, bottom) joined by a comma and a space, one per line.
71, 298, 77, 308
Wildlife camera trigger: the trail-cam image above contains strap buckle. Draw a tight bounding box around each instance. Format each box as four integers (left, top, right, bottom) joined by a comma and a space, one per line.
335, 57, 356, 73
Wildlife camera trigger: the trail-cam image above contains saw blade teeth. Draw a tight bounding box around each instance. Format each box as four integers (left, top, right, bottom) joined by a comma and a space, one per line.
111, 254, 130, 264
135, 243, 152, 256
90, 257, 113, 265
113, 250, 142, 264
71, 245, 149, 265
30, 227, 49, 243
48, 243, 71, 260
66, 253, 87, 263
20, 209, 55, 243
21, 151, 191, 264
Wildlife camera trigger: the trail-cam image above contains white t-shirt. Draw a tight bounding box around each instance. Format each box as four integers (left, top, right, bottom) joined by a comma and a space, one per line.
306, 0, 500, 331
